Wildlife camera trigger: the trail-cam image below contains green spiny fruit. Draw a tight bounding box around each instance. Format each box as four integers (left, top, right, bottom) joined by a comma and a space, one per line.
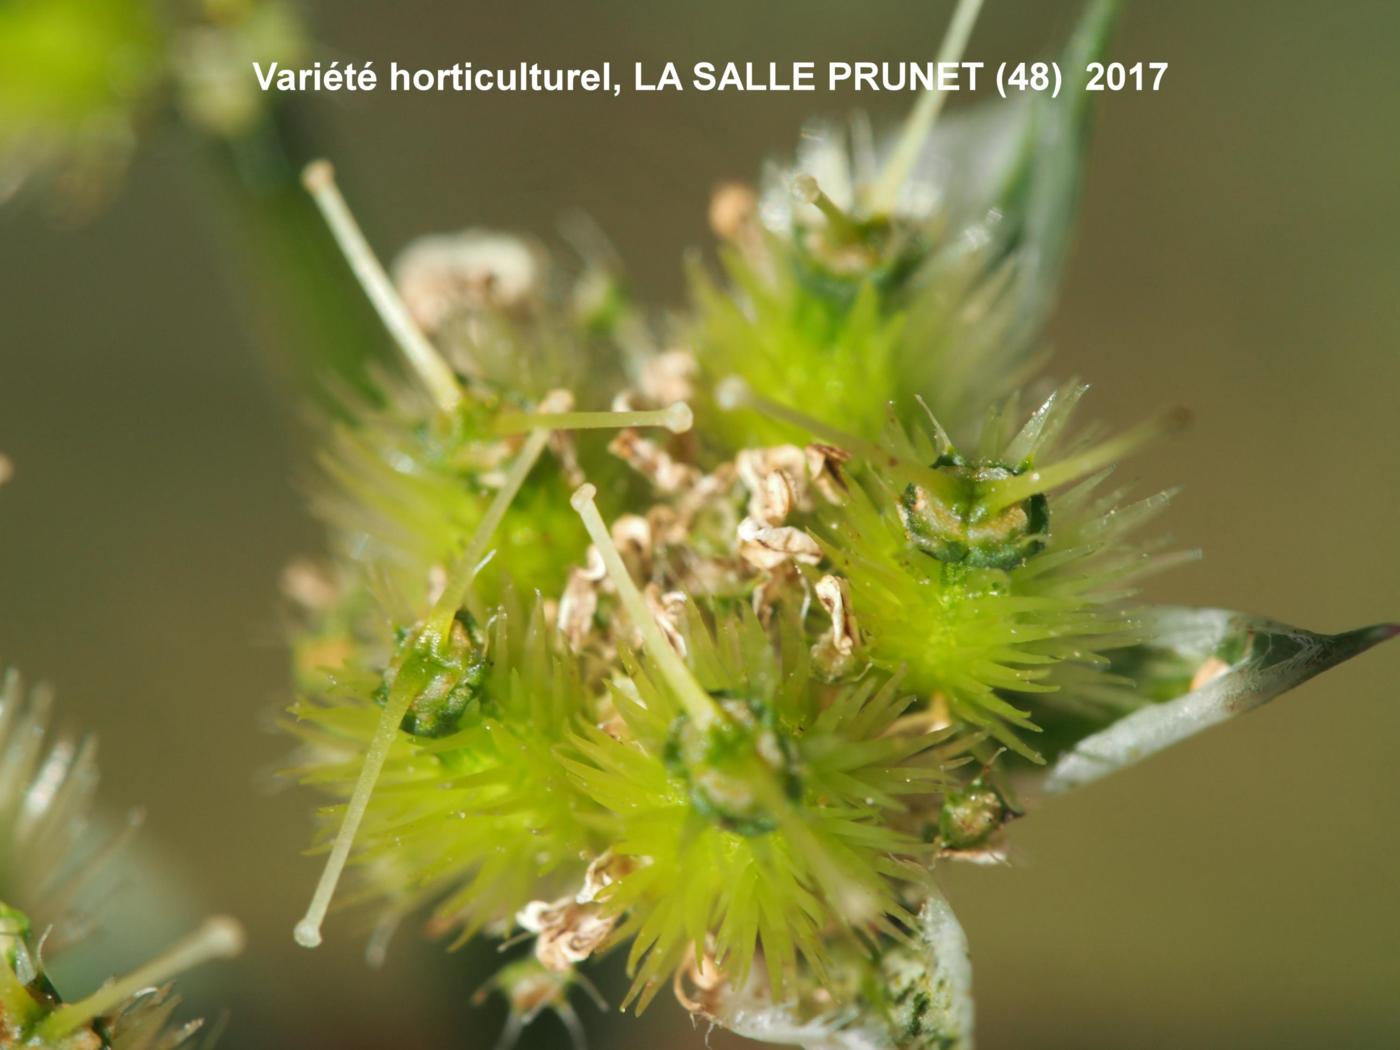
810, 383, 1190, 760
288, 163, 698, 955
560, 598, 970, 1010
694, 1, 1119, 453
288, 596, 604, 944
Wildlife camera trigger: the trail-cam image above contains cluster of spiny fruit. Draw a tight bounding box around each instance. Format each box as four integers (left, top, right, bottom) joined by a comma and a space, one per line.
280, 5, 1177, 1045
2, 2, 1387, 1048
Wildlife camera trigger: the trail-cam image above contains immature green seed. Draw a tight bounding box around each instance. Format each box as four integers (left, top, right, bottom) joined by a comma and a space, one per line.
937, 779, 1009, 851
375, 617, 488, 738
664, 695, 801, 838
899, 455, 1049, 570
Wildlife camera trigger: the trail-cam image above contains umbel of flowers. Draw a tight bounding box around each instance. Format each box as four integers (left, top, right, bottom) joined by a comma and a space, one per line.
281, 2, 1395, 1047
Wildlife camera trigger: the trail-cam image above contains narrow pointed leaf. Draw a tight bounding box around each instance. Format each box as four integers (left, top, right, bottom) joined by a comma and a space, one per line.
1043, 607, 1398, 794
992, 0, 1120, 309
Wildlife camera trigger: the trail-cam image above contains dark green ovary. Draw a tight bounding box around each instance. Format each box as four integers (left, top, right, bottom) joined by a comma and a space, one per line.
899, 459, 1049, 571
663, 697, 801, 838
937, 781, 1009, 851
374, 623, 489, 738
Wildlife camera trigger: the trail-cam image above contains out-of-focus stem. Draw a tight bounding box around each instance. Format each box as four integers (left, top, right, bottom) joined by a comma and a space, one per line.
493, 401, 692, 437
39, 917, 244, 1038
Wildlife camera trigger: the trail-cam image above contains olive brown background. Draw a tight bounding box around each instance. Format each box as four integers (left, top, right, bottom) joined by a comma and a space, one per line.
2, 1, 1398, 1047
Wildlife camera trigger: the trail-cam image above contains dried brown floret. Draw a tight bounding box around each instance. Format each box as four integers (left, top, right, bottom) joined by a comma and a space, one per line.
736, 518, 823, 571
516, 898, 618, 972
811, 574, 862, 678
736, 445, 810, 525
805, 442, 851, 503
608, 429, 702, 493
638, 348, 698, 406
393, 230, 543, 333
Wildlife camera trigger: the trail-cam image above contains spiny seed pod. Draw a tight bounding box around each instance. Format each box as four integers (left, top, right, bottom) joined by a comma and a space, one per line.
695, 1, 1120, 451
717, 374, 1190, 761
663, 691, 802, 837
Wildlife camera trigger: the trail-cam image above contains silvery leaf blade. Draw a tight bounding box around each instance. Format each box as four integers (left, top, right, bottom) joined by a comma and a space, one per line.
1043, 607, 1397, 795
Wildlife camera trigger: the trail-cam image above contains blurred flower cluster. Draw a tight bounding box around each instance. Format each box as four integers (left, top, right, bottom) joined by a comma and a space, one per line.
0, 0, 305, 216
0, 669, 242, 1047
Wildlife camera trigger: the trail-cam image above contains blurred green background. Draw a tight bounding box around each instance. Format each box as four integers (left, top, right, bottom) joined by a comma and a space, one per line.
2, 1, 1398, 1047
